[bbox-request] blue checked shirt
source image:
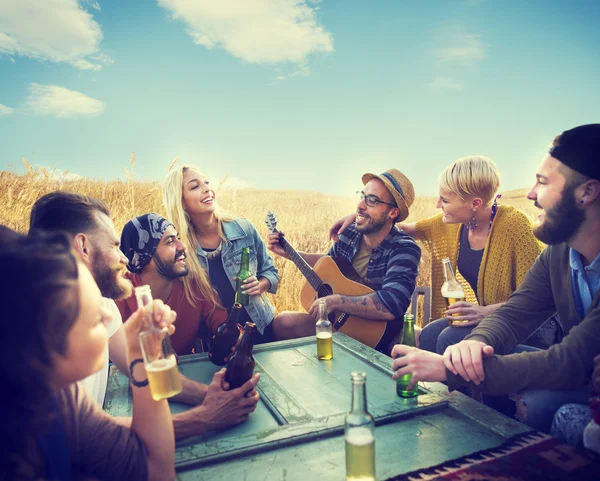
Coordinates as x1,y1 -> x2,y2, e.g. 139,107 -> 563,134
328,223 -> 421,318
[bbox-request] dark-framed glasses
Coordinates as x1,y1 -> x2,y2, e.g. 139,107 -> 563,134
356,191 -> 397,208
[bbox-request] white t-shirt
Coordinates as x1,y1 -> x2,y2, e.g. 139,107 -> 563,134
79,298 -> 123,407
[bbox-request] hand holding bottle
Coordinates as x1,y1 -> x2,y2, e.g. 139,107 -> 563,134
193,369 -> 261,431
391,345 -> 447,389
123,298 -> 177,355
238,276 -> 270,297
445,302 -> 492,325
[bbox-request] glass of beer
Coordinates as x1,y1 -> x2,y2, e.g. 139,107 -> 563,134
441,257 -> 467,326
135,285 -> 182,401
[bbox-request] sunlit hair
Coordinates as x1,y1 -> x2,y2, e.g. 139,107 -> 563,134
0,228 -> 80,479
438,155 -> 501,207
162,164 -> 234,309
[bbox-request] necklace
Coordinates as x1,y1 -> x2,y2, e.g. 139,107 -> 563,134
205,242 -> 222,261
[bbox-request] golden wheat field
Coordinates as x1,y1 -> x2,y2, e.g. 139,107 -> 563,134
0,159 -> 540,325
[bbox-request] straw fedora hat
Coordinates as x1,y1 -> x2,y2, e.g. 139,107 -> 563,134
361,169 -> 415,222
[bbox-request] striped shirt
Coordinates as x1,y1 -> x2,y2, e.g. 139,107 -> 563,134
328,223 -> 421,319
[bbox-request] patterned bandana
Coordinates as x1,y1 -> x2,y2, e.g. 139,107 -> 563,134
121,213 -> 174,273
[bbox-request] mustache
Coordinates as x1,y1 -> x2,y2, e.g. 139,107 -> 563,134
534,201 -> 542,210
174,249 -> 186,262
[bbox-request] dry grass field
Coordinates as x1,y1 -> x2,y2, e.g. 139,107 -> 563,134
0,160 -> 540,325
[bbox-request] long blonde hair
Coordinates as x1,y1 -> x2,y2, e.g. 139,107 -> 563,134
162,164 -> 233,309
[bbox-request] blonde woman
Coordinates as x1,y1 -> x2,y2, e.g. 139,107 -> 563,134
163,165 -> 279,343
331,156 -> 553,354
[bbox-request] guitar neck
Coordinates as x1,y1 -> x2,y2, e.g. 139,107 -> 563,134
278,235 -> 323,292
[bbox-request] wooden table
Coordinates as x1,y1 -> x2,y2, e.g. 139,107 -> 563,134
104,333 -> 531,480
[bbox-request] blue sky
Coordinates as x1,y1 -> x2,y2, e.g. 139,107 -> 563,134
1,0 -> 599,196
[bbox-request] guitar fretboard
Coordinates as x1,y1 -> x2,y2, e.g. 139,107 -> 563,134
278,235 -> 323,292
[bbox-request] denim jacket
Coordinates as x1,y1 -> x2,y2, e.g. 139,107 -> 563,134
196,218 -> 279,334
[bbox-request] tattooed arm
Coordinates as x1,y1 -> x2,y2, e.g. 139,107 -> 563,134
320,235 -> 422,322
317,293 -> 395,321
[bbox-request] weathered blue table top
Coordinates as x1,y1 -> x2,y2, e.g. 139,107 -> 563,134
104,333 -> 531,480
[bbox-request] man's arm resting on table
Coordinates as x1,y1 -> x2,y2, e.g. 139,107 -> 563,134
109,325 -> 208,405
110,404 -> 213,441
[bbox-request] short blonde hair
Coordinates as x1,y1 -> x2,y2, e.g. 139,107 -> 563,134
438,155 -> 500,207
162,164 -> 233,309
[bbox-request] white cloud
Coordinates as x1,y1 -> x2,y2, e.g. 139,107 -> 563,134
275,64 -> 310,81
23,83 -> 105,119
0,0 -> 111,70
429,76 -> 464,92
433,32 -> 486,66
157,0 -> 334,66
0,104 -> 15,116
82,0 -> 102,11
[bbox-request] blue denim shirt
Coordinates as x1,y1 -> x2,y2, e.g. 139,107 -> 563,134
196,218 -> 279,334
569,248 -> 600,319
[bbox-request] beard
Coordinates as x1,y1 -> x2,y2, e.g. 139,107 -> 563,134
355,209 -> 391,235
91,252 -> 132,300
154,250 -> 189,280
533,185 -> 585,245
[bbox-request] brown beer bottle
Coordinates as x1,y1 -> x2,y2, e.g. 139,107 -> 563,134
224,322 -> 256,389
208,303 -> 242,366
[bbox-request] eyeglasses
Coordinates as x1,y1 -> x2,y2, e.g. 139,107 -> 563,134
356,191 -> 397,208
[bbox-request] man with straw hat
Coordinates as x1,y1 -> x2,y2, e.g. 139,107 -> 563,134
268,169 -> 421,354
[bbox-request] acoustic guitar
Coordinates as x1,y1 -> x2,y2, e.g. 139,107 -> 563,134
265,212 -> 386,348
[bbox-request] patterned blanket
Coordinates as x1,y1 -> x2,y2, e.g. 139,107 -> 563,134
386,431 -> 600,481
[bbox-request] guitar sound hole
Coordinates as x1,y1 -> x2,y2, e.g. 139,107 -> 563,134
317,285 -> 334,298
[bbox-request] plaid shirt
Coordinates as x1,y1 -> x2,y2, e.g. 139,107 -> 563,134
328,223 -> 421,318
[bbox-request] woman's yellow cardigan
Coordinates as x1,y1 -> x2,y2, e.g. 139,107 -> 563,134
413,205 -> 544,321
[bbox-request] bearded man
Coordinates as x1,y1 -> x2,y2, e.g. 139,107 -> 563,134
116,213 -> 227,357
267,169 -> 421,355
391,124 -> 600,443
30,196 -> 260,439
30,192 -> 135,406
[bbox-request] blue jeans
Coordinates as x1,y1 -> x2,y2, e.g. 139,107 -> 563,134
420,323 -> 592,434
419,318 -> 475,354
419,316 -> 562,355
484,345 -> 592,433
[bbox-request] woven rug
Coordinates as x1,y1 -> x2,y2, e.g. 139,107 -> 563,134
386,431 -> 600,481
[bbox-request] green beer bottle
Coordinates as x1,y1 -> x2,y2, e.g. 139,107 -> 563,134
234,247 -> 251,306
396,312 -> 418,398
